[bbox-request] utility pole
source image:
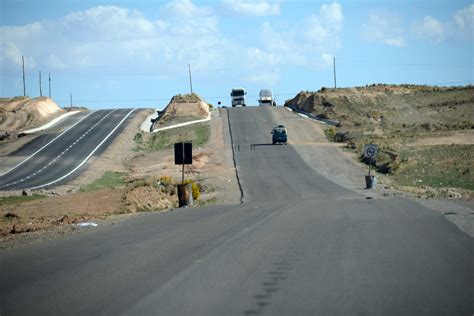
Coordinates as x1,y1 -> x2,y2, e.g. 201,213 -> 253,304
48,72 -> 51,98
188,64 -> 193,94
39,70 -> 42,97
22,56 -> 26,96
70,93 -> 72,108
333,57 -> 337,89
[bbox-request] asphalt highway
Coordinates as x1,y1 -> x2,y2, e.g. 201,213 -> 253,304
0,107 -> 472,315
0,109 -> 135,190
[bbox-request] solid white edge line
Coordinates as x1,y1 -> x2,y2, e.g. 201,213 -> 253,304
1,110 -> 115,189
21,111 -> 81,134
0,111 -> 95,177
29,109 -> 136,190
151,112 -> 211,133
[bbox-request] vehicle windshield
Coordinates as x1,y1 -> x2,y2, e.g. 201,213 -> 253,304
232,90 -> 245,96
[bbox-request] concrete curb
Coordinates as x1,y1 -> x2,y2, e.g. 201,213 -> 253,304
141,109 -> 217,133
21,111 -> 82,134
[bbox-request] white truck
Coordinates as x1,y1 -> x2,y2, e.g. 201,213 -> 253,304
258,89 -> 276,106
231,87 -> 247,107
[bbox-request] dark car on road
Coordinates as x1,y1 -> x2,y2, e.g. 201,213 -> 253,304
271,125 -> 288,144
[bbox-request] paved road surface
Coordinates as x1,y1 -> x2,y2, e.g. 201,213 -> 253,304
0,109 -> 135,190
0,107 -> 472,315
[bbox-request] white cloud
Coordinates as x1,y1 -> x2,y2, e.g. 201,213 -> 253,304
410,4 -> 473,44
384,37 -> 405,48
47,54 -> 67,70
0,1 -> 224,75
453,4 -> 474,31
255,2 -> 343,68
222,0 -> 280,16
240,2 -> 343,84
162,0 -> 212,18
361,11 -> 405,47
0,42 -> 37,69
244,47 -> 281,83
247,47 -> 280,65
319,2 -> 343,27
413,16 -> 445,44
246,71 -> 281,85
0,1 -> 346,87
61,6 -> 155,41
303,2 -> 343,50
452,4 -> 474,42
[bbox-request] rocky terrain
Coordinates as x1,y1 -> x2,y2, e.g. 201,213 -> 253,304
285,84 -> 474,198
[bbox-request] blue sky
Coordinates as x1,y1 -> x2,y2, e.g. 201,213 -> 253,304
1,0 -> 473,109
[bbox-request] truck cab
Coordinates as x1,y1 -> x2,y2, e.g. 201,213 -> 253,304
231,88 -> 247,107
259,89 -> 275,106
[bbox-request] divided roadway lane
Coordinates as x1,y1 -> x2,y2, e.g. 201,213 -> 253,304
0,107 -> 472,315
0,108 -> 135,190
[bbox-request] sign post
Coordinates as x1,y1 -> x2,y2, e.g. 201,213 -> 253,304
363,144 -> 378,189
174,142 -> 193,206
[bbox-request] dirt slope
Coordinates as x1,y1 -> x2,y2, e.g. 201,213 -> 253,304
0,96 -> 64,134
285,84 -> 474,195
285,85 -> 473,133
152,93 -> 210,129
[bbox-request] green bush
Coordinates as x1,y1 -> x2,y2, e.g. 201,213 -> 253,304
133,132 -> 143,143
325,127 -> 336,141
183,179 -> 200,200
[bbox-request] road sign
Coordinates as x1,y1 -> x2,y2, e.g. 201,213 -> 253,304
363,144 -> 378,159
174,142 -> 192,165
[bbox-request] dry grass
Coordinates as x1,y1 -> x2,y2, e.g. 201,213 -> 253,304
287,85 -> 474,193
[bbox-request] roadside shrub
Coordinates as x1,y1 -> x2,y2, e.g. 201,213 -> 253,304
133,132 -> 143,143
325,127 -> 336,141
159,175 -> 173,185
334,131 -> 351,142
360,151 -> 399,175
183,179 -> 200,200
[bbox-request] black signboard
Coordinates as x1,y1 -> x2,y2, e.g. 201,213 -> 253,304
174,142 -> 192,165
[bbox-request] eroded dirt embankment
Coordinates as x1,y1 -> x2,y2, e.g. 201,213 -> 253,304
0,97 -> 64,134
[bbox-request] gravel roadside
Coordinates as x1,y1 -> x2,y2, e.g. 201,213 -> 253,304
271,106 -> 473,237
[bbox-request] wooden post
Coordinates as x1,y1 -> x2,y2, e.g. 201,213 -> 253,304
22,56 -> 26,96
188,64 -> 193,94
48,72 -> 51,98
39,70 -> 42,97
182,142 -> 185,184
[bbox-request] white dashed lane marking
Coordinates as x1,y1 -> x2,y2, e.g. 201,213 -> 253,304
0,110 -> 117,189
